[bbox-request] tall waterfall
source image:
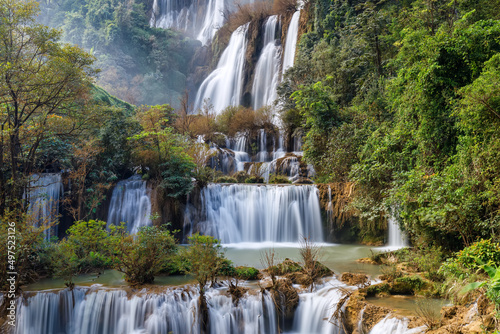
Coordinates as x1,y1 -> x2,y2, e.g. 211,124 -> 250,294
387,215 -> 408,248
188,183 -> 324,244
194,24 -> 249,113
252,15 -> 281,110
282,11 -> 300,74
15,287 -> 278,334
26,173 -> 64,241
107,175 -> 152,234
150,0 -> 224,45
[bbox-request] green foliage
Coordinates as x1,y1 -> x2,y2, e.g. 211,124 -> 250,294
244,175 -> 264,184
234,266 -> 260,280
214,176 -> 238,183
268,175 -> 291,184
110,225 -> 177,285
38,0 -> 199,106
441,239 -> 500,279
181,233 -> 227,290
392,275 -> 426,294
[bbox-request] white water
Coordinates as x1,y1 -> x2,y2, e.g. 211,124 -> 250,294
290,279 -> 348,334
194,24 -> 249,114
107,175 -> 152,234
15,286 -> 277,334
150,0 -> 223,45
282,11 -> 300,74
16,277 -> 357,334
369,315 -> 426,334
387,215 -> 408,248
26,173 -> 63,240
252,15 -> 282,110
188,183 -> 324,243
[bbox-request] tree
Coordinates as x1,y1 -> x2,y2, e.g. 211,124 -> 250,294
0,0 -> 97,213
110,225 -> 177,285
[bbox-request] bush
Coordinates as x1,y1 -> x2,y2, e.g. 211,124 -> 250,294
110,225 -> 177,285
392,275 -> 426,294
234,266 -> 261,280
181,233 -> 227,290
214,176 -> 238,183
233,171 -> 249,183
268,175 -> 291,184
244,175 -> 264,184
440,239 -> 500,279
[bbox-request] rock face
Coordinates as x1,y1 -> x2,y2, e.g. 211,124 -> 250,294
341,280 -> 499,334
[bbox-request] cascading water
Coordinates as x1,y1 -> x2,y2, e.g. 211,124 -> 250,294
282,11 -> 300,74
188,183 -> 324,244
26,173 -> 64,240
150,0 -> 196,34
107,175 -> 152,234
15,287 -> 278,334
387,215 -> 408,248
368,315 -> 427,334
194,24 -> 249,113
16,278 -> 357,334
252,15 -> 282,110
291,279 -> 349,334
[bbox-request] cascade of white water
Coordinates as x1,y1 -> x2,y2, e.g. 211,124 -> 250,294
26,173 -> 64,240
257,129 -> 269,161
252,15 -> 281,110
190,183 -> 323,244
196,0 -> 226,45
107,175 -> 152,234
15,287 -> 278,334
282,11 -> 300,74
150,0 -> 196,34
369,315 -> 427,334
387,215 -> 408,248
194,24 -> 249,114
291,278 -> 348,334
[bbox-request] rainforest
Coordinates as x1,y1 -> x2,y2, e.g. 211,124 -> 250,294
1,0 -> 500,332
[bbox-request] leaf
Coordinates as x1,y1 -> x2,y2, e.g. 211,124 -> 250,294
461,281 -> 486,294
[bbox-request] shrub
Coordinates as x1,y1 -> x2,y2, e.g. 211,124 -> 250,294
235,266 -> 261,280
233,171 -> 249,183
268,175 -> 291,184
214,176 -> 238,183
110,225 -> 177,285
244,175 -> 264,183
440,239 -> 500,279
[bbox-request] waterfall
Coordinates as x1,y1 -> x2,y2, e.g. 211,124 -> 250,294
387,215 -> 408,248
26,173 -> 64,241
369,315 -> 427,334
189,183 -> 324,244
252,15 -> 281,110
150,0 -> 197,34
291,279 -> 348,334
15,277 -> 358,334
15,287 -> 278,334
196,0 -> 226,45
194,24 -> 249,114
107,175 -> 152,234
282,11 -> 300,74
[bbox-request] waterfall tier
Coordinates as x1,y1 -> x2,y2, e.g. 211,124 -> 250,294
252,15 -> 282,110
15,278 -> 354,334
282,11 -> 300,74
27,173 -> 64,240
107,175 -> 152,234
15,287 -> 276,334
194,24 -> 249,113
387,216 -> 408,249
186,183 -> 324,244
369,315 -> 427,334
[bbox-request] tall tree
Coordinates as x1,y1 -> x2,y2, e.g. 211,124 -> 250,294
0,0 -> 97,213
